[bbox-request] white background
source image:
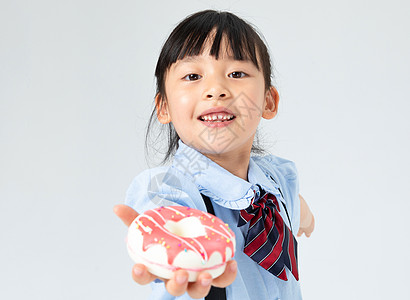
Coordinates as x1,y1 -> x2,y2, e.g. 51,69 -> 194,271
1,0 -> 409,299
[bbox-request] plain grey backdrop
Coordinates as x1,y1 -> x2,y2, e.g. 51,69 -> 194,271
1,0 -> 409,299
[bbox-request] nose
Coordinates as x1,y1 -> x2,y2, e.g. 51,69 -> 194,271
206,91 -> 227,99
203,78 -> 230,100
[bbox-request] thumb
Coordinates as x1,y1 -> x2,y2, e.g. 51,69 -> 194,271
113,204 -> 139,227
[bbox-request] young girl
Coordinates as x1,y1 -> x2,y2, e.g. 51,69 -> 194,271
114,9 -> 314,300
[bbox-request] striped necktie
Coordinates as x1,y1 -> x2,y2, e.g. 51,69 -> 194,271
238,185 -> 299,281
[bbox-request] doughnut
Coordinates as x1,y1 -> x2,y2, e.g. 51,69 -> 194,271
126,206 -> 236,282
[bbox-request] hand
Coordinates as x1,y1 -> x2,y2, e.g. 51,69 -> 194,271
297,195 -> 315,237
113,204 -> 237,299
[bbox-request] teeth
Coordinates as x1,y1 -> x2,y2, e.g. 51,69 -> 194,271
201,114 -> 234,121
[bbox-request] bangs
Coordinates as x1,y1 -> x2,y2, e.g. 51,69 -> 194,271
175,15 -> 260,67
156,10 -> 262,78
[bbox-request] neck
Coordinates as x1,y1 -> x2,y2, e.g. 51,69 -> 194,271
203,148 -> 251,181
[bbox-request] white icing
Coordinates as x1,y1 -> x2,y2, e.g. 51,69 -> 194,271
164,217 -> 207,238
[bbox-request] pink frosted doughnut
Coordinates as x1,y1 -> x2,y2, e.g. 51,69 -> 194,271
127,206 -> 236,282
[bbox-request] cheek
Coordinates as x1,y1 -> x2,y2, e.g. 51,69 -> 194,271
168,90 -> 197,117
164,78 -> 194,111
240,88 -> 266,121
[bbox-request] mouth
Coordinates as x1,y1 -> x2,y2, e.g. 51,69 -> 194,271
197,107 -> 237,124
198,113 -> 236,122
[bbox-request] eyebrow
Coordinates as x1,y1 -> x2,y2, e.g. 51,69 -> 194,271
175,55 -> 252,69
178,56 -> 202,64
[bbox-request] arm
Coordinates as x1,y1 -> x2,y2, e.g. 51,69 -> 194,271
297,194 -> 315,237
113,204 -> 237,299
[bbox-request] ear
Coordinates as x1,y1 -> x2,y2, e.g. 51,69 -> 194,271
262,86 -> 279,120
155,93 -> 171,124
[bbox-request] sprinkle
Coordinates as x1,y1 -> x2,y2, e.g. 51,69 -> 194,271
166,245 -> 170,249
178,243 -> 181,247
162,241 -> 165,246
184,248 -> 187,252
212,218 -> 215,223
187,207 -> 191,210
172,215 -> 174,218
154,238 -> 158,242
136,224 -> 139,229
211,232 -> 215,235
226,239 -> 230,243
225,223 -> 229,226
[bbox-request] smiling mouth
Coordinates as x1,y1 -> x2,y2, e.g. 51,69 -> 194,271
198,113 -> 236,122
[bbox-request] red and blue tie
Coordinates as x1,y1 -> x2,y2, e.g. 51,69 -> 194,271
238,185 -> 299,281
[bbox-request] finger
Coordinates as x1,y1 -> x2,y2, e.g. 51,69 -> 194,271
310,215 -> 315,232
212,260 -> 237,288
165,270 -> 189,297
305,215 -> 315,238
113,204 -> 139,227
186,272 -> 212,299
306,225 -> 314,237
297,229 -> 302,237
132,264 -> 158,285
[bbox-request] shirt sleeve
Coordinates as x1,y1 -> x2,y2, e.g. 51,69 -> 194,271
124,166 -> 206,213
125,166 -> 190,214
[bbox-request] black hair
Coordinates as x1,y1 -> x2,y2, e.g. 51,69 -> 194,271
145,10 -> 275,166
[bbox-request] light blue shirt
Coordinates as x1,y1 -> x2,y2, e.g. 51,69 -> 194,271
125,140 -> 302,300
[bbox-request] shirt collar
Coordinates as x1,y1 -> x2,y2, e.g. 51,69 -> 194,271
171,140 -> 282,210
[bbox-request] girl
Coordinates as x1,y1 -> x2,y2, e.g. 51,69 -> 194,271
115,9 -> 314,300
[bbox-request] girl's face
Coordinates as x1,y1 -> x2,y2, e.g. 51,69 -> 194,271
156,38 -> 279,159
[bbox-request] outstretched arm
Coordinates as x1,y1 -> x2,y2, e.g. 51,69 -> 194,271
113,204 -> 237,299
297,195 -> 315,237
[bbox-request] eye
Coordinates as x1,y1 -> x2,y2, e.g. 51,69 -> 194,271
183,73 -> 202,81
228,71 -> 247,79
